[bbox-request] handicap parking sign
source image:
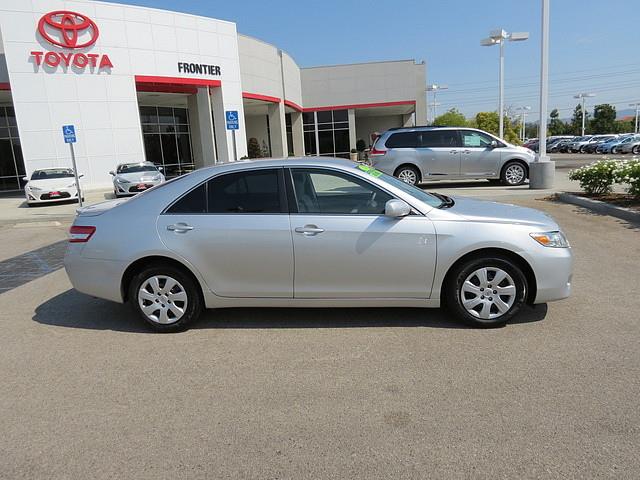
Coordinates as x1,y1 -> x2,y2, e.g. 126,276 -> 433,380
62,125 -> 76,143
225,111 -> 239,130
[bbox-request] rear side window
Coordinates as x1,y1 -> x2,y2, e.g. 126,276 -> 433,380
208,169 -> 282,213
420,130 -> 460,147
385,132 -> 420,148
166,183 -> 207,214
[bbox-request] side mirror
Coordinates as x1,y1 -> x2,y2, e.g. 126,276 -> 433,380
158,166 -> 164,171
22,176 -> 29,182
109,171 -> 114,176
385,199 -> 411,218
490,140 -> 499,148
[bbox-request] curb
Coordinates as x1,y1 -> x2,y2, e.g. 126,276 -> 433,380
557,192 -> 640,224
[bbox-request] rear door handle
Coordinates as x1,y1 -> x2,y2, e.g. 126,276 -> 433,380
295,225 -> 325,236
450,150 -> 458,154
167,222 -> 194,233
463,149 -> 471,154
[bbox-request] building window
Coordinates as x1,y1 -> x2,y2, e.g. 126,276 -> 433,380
285,113 -> 294,156
139,106 -> 194,178
302,110 -> 350,159
0,106 -> 25,192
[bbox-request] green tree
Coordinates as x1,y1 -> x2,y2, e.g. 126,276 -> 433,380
474,111 -> 520,144
614,119 -> 636,133
548,108 -> 567,136
247,137 -> 262,158
433,108 -> 467,127
589,104 -> 617,134
570,103 -> 589,135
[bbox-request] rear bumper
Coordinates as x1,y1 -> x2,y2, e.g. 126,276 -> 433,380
64,245 -> 126,303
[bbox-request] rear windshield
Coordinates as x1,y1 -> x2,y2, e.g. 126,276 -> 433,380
31,169 -> 74,180
117,164 -> 159,174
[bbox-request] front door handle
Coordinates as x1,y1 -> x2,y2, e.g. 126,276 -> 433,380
450,149 -> 458,154
295,225 -> 325,236
167,222 -> 194,233
463,149 -> 471,154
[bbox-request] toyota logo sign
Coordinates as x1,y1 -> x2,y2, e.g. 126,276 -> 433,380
38,11 -> 99,49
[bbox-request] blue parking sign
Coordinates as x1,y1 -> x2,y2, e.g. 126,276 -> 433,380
62,125 -> 76,143
225,111 -> 239,130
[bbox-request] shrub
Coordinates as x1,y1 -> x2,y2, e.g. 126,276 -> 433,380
616,159 -> 640,198
568,160 -> 621,195
247,138 -> 262,158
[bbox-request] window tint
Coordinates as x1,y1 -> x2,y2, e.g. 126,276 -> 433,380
420,130 -> 460,147
460,130 -> 494,148
291,168 -> 393,215
385,132 -> 420,148
208,169 -> 281,213
166,183 -> 207,214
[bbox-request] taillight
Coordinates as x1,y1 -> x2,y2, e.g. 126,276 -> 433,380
370,148 -> 387,156
69,225 -> 96,243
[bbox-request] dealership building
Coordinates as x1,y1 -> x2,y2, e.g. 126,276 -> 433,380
0,0 -> 426,191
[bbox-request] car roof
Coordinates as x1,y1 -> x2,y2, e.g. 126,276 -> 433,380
117,162 -> 156,167
33,167 -> 73,172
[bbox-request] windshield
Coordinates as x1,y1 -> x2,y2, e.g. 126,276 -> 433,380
31,169 -> 74,180
355,165 -> 443,208
117,164 -> 159,174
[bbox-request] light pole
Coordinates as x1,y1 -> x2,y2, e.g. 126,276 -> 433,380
529,0 -> 554,189
574,92 -> 595,136
629,102 -> 640,133
426,84 -> 448,123
481,29 -> 529,139
516,106 -> 531,141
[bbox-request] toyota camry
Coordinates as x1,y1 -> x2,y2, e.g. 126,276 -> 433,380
64,158 -> 573,332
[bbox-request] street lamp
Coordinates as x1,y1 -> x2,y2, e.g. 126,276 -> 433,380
574,92 -> 595,136
516,106 -> 531,141
481,29 -> 529,139
629,102 -> 640,133
426,84 -> 448,123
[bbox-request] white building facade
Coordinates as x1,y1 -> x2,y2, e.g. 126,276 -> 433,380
0,0 -> 426,191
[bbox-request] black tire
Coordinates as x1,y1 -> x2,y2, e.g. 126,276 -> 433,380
128,264 -> 203,332
445,256 -> 528,328
632,146 -> 640,155
394,165 -> 420,185
500,161 -> 527,186
611,147 -> 618,154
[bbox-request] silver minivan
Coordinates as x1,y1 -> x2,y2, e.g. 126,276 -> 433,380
370,127 -> 535,186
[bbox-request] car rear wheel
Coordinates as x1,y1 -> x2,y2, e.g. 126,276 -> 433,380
445,256 -> 528,328
394,165 -> 420,186
501,161 -> 527,186
129,264 -> 203,332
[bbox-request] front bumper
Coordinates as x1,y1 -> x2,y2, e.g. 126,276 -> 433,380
26,188 -> 78,203
528,246 -> 573,304
114,180 -> 162,195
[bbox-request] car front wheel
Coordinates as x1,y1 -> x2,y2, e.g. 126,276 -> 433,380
501,161 -> 527,186
129,264 -> 203,332
445,256 -> 528,328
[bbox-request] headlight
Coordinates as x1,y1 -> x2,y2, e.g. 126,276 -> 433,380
530,231 -> 570,248
116,177 -> 130,184
28,185 -> 41,191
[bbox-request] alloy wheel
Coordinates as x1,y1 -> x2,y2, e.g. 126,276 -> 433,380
460,267 -> 516,320
504,164 -> 525,185
397,169 -> 418,185
138,275 -> 188,325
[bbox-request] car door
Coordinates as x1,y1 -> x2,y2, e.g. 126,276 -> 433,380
157,168 -> 294,298
417,129 -> 461,178
287,167 -> 437,298
459,130 -> 502,177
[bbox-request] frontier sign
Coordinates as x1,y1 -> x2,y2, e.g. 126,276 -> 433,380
30,11 -> 113,71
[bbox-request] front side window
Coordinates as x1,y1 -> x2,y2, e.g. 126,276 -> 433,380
460,130 -> 494,148
290,168 -> 393,215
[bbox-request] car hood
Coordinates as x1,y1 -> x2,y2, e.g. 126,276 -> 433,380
27,178 -> 76,189
115,172 -> 161,182
445,196 -> 558,228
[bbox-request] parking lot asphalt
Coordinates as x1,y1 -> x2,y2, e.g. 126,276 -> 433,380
0,184 -> 639,478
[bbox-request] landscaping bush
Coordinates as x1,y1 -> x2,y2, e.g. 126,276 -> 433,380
616,159 -> 640,198
568,160 -> 621,195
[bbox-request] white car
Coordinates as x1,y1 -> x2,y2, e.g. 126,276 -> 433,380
110,162 -> 165,197
24,168 -> 82,206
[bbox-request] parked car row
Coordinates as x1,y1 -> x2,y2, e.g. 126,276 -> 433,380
24,162 -> 166,206
523,134 -> 640,154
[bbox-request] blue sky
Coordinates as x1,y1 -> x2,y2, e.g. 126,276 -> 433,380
108,0 -> 640,120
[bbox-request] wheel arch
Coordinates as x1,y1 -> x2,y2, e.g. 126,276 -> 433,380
501,158 -> 530,178
440,247 -> 537,305
121,255 -> 205,303
393,163 -> 422,182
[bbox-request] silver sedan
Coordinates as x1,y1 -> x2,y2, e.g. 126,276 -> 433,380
110,162 -> 165,197
64,158 -> 573,332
